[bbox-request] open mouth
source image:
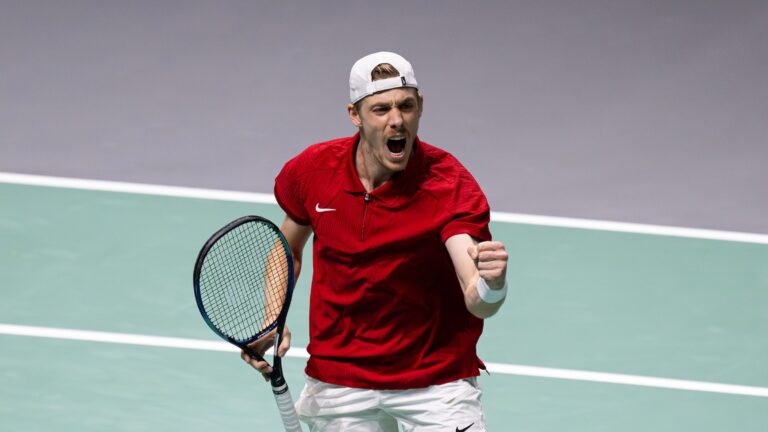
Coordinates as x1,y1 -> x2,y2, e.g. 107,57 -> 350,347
386,137 -> 407,155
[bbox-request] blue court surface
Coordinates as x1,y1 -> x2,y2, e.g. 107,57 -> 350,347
2,177 -> 766,431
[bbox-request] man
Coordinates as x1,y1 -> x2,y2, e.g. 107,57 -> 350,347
242,51 -> 509,432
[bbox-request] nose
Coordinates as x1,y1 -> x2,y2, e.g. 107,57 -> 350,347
388,108 -> 404,130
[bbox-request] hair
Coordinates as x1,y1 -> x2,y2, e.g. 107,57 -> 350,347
370,63 -> 400,81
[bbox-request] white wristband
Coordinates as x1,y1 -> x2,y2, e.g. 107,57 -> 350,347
476,277 -> 507,304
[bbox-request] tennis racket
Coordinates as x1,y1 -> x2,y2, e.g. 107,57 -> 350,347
193,215 -> 303,432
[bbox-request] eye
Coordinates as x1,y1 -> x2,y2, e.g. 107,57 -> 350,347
398,101 -> 416,112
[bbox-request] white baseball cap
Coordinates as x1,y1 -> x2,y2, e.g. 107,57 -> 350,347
349,51 -> 419,104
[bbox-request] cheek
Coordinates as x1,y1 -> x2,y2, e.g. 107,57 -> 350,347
360,128 -> 385,152
406,115 -> 420,131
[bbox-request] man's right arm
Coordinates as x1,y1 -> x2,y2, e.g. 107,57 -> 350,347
280,215 -> 312,283
241,214 -> 312,377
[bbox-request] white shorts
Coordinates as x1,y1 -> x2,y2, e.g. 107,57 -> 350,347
295,376 -> 486,432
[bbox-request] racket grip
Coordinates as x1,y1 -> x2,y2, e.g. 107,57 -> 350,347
273,383 -> 303,432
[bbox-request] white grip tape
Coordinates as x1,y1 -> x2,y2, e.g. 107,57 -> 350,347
477,277 -> 508,304
273,384 -> 303,432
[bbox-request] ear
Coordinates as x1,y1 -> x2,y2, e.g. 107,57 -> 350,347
418,93 -> 424,117
348,103 -> 363,128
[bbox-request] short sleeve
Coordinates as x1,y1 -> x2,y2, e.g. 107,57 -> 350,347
440,169 -> 492,243
274,155 -> 311,226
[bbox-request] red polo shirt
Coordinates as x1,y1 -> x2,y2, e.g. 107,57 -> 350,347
274,133 -> 491,390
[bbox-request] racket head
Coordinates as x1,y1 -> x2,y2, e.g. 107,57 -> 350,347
193,215 -> 295,350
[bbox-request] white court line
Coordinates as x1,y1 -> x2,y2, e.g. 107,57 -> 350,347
0,171 -> 276,204
2,171 -> 768,245
2,323 -> 767,398
483,362 -> 768,398
0,323 -> 307,357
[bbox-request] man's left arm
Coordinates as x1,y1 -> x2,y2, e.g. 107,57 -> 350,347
445,234 -> 508,319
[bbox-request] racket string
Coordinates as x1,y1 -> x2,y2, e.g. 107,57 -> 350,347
206,226 -> 276,337
198,221 -> 290,341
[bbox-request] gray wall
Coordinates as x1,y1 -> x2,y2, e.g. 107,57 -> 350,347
2,0 -> 766,233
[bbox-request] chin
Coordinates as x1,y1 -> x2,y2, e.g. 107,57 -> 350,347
384,159 -> 409,173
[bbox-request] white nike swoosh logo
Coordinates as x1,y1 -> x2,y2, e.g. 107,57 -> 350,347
315,203 -> 336,213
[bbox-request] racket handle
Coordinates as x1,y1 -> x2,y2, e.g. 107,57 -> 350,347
273,382 -> 303,432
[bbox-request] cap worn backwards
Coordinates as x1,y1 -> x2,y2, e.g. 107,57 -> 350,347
349,51 -> 419,104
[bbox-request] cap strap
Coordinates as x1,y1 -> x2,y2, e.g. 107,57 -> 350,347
365,76 -> 410,95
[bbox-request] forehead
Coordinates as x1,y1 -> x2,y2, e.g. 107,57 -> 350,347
360,87 -> 419,107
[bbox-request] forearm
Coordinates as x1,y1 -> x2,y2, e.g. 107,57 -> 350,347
445,233 -> 509,320
280,215 -> 312,288
292,254 -> 302,285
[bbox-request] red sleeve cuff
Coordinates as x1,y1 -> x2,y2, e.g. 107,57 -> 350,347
441,221 -> 492,243
274,181 -> 311,226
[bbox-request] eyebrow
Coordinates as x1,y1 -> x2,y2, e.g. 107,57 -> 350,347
369,96 -> 417,109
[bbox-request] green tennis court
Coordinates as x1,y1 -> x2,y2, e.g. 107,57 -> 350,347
2,180 -> 767,431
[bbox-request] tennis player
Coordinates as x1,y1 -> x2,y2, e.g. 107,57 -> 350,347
242,51 -> 508,432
